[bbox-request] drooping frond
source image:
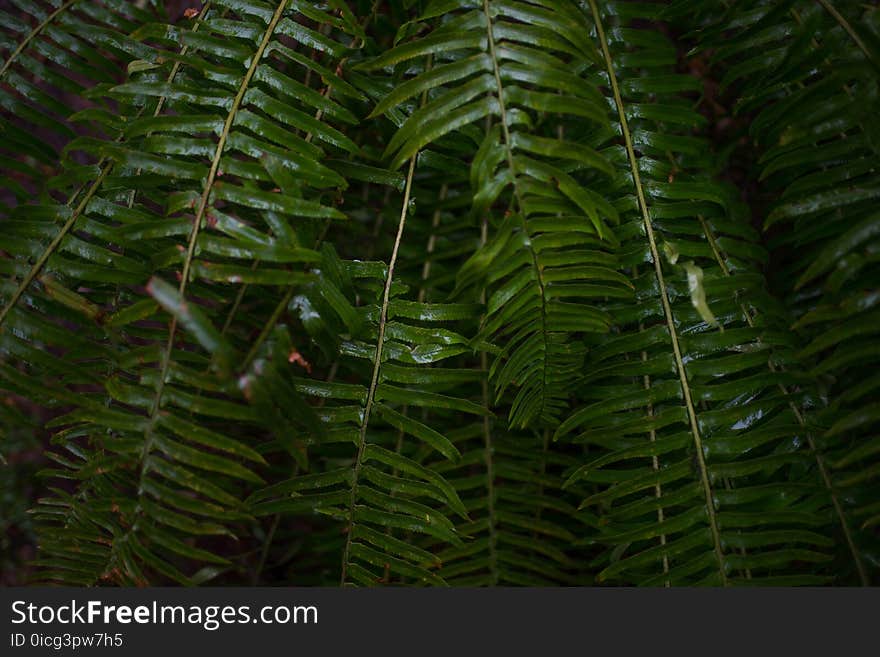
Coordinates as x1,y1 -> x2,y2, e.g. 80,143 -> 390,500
678,0 -> 879,584
361,0 -> 630,430
554,1 -> 835,586
18,0 -> 375,585
248,228 -> 487,586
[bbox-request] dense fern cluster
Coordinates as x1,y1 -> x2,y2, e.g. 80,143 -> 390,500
0,0 -> 877,586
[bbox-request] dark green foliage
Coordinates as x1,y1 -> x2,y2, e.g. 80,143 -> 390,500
0,0 -> 877,586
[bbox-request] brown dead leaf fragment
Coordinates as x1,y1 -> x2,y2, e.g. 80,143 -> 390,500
184,7 -> 200,19
288,350 -> 312,374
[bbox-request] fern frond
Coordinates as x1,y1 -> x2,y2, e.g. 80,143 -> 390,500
21,0 -> 376,585
686,0 -> 879,584
249,247 -> 487,586
363,0 -> 630,430
554,1 -> 834,586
